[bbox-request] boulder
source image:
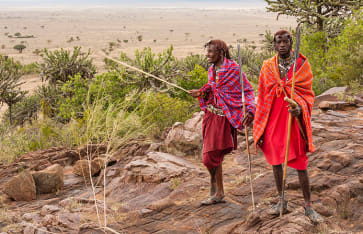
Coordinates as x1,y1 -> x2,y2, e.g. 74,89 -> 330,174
32,164 -> 64,194
318,101 -> 356,110
3,171 -> 36,201
314,87 -> 347,106
164,121 -> 202,157
72,159 -> 101,177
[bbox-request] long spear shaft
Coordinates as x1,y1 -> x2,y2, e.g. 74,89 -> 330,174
280,26 -> 301,217
101,53 -> 188,93
237,44 -> 255,210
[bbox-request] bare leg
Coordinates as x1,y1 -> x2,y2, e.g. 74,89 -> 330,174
272,164 -> 283,196
297,169 -> 311,205
268,164 -> 287,215
214,164 -> 224,198
208,167 -> 217,196
298,169 -> 323,223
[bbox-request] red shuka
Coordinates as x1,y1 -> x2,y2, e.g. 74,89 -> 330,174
258,55 -> 310,170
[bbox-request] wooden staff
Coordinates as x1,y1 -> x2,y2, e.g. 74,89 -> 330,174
237,44 -> 255,210
280,26 -> 301,217
101,53 -> 188,93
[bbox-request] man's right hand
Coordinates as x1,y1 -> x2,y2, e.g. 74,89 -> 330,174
188,89 -> 201,98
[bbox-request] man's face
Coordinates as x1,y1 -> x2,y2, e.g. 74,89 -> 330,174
206,44 -> 221,64
274,33 -> 292,56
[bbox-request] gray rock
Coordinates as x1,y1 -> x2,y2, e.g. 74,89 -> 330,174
32,164 -> 64,194
40,205 -> 61,216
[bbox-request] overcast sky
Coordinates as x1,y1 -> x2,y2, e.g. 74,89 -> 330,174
0,0 -> 267,8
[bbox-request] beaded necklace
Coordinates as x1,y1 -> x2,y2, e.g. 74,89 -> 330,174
278,52 -> 294,81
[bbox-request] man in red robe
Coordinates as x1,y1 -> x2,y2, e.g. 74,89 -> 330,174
189,40 -> 255,205
253,30 -> 322,223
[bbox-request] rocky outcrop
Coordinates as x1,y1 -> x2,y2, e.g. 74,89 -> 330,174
0,99 -> 362,233
3,171 -> 36,201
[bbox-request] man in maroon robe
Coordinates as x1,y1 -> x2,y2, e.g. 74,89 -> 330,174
189,40 -> 255,205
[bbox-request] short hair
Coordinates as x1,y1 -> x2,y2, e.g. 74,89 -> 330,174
204,39 -> 231,59
273,30 -> 293,45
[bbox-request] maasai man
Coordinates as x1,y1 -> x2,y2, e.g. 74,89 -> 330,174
188,40 -> 255,205
253,30 -> 322,222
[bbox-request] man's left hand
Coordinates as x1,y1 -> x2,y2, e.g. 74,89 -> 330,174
288,104 -> 302,117
242,112 -> 254,127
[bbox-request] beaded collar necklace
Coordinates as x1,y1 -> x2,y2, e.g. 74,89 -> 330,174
278,51 -> 294,81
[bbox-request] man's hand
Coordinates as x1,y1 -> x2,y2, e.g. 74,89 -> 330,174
188,89 -> 201,98
242,112 -> 254,127
257,135 -> 264,146
288,104 -> 302,117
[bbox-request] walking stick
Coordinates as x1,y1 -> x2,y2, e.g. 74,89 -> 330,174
280,26 -> 301,217
237,44 -> 255,210
100,53 -> 188,93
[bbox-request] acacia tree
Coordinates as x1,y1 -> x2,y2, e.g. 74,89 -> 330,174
13,44 -> 26,53
265,0 -> 363,33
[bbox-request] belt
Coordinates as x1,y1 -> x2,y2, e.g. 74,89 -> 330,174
207,104 -> 225,116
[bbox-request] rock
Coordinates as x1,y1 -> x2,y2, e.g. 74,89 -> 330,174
184,111 -> 204,134
164,121 -> 202,157
57,212 -> 80,230
41,214 -> 57,226
73,160 -> 101,177
319,101 -> 356,110
40,205 -> 61,216
23,225 -> 36,234
314,87 -> 347,106
123,152 -> 201,183
22,213 -> 39,222
92,158 -> 106,169
32,164 -> 64,194
313,203 -> 333,217
147,197 -> 175,211
35,227 -> 48,234
3,171 -> 36,201
246,211 -> 261,227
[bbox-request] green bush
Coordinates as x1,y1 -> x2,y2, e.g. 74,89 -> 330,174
301,8 -> 363,95
39,47 -> 96,85
139,91 -> 194,133
176,64 -> 208,100
22,62 -> 40,74
2,94 -> 41,126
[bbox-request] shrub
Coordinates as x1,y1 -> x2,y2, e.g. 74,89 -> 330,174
176,64 -> 208,101
39,47 -> 96,85
139,91 -> 194,133
2,94 -> 41,126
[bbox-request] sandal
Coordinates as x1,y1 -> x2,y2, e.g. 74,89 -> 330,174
305,206 -> 323,224
201,195 -> 226,206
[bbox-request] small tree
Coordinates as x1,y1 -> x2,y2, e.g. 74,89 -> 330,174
2,88 -> 27,124
13,44 -> 26,53
265,0 -> 363,34
39,47 -> 96,86
0,55 -> 26,123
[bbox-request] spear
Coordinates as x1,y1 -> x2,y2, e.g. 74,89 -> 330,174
100,53 -> 188,93
280,25 -> 301,217
237,44 -> 255,210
